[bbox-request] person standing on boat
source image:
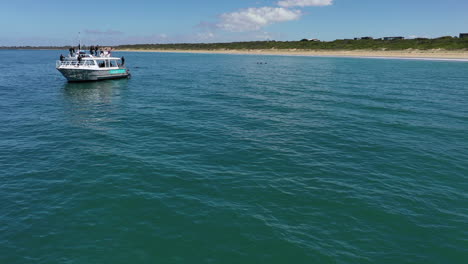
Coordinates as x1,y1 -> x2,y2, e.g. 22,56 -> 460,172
77,55 -> 82,66
60,54 -> 65,61
121,56 -> 125,66
89,46 -> 94,55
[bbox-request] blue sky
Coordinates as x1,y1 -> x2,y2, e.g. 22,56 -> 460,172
1,0 -> 467,46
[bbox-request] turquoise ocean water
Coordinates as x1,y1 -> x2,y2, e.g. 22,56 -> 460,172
0,50 -> 467,263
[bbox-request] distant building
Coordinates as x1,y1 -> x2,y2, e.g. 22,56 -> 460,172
383,36 -> 405,41
300,38 -> 320,42
460,33 -> 468,39
361,37 -> 373,40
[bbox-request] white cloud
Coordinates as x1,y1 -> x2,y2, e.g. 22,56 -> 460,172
196,32 -> 215,41
277,0 -> 333,7
217,7 -> 302,32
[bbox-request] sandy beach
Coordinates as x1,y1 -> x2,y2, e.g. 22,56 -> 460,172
117,49 -> 468,61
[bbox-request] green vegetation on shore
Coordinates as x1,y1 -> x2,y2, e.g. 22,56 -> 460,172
2,36 -> 467,51
117,37 -> 468,51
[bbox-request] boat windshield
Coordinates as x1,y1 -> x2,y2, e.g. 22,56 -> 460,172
84,60 -> 95,66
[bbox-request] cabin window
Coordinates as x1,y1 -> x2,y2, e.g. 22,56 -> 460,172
109,60 -> 117,67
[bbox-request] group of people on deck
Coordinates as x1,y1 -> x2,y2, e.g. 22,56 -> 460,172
65,45 -> 113,58
89,45 -> 113,57
60,45 -> 125,67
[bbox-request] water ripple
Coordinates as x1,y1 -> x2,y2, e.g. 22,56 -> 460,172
1,51 -> 467,263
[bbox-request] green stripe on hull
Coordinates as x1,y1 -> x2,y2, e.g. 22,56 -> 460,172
109,69 -> 127,74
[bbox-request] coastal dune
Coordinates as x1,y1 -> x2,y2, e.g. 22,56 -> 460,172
117,49 -> 468,60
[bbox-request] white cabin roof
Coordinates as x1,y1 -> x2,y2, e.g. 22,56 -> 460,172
86,56 -> 121,60
66,56 -> 121,61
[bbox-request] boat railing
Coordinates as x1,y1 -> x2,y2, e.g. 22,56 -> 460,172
56,60 -> 97,68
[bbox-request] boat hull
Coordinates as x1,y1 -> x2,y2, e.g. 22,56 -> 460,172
57,68 -> 130,82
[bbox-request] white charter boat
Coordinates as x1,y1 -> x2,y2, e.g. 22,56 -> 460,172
56,48 -> 130,82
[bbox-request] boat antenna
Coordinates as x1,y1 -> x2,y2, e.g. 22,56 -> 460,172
78,31 -> 81,51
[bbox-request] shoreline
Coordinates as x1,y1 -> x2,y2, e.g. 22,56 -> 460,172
117,49 -> 468,61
